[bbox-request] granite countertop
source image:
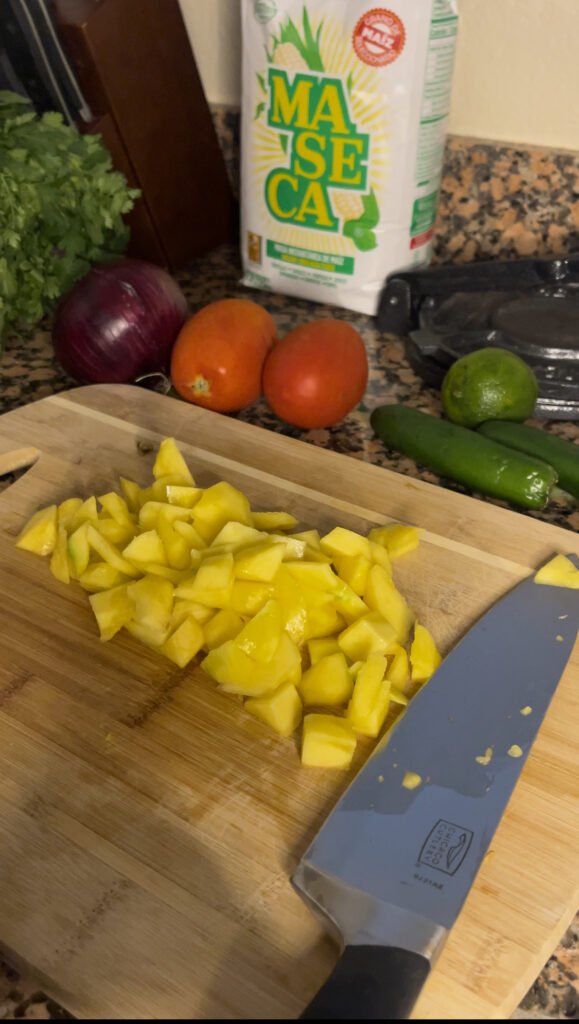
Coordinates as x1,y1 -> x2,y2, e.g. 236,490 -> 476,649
1,240 -> 579,1020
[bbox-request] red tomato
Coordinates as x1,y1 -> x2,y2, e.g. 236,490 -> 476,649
263,319 -> 368,429
170,298 -> 277,412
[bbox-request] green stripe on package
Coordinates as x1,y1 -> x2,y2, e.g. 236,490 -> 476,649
241,1 -> 458,315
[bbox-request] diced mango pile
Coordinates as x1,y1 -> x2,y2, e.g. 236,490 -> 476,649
15,438 -> 441,768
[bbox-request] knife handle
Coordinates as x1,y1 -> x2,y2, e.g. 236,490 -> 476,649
300,944 -> 430,1020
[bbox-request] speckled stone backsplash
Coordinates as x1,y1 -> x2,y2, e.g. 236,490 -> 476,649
210,103 -> 579,265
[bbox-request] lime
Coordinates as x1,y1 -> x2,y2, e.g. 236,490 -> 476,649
441,347 -> 539,428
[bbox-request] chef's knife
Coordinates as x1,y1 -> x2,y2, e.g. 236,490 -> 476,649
292,556 -> 579,1019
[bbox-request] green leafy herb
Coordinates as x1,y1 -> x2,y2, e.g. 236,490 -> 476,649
0,92 -> 140,344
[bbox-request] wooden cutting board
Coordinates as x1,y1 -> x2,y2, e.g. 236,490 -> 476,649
1,384 -> 578,1021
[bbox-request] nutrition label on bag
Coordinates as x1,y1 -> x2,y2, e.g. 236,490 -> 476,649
411,1 -> 458,249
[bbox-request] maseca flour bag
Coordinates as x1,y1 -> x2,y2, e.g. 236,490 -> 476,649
241,1 -> 458,314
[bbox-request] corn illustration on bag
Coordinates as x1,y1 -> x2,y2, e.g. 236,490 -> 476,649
241,1 -> 458,314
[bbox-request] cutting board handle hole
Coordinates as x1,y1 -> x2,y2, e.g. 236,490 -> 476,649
0,447 -> 41,491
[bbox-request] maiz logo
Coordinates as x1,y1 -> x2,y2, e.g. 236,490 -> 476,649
265,68 -> 369,233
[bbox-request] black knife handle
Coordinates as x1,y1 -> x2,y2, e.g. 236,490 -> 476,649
300,944 -> 430,1020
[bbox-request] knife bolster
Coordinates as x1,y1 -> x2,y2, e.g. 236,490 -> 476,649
292,863 -> 448,963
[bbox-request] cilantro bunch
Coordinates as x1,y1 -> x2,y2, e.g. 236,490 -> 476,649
0,91 -> 140,345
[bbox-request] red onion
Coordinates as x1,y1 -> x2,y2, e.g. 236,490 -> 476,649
52,259 -> 189,384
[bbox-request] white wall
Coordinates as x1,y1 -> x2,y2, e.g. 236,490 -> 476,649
179,0 -> 579,151
448,0 -> 579,150
178,0 -> 242,107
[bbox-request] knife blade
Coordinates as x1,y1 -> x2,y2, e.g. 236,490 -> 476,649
292,556 -> 579,1019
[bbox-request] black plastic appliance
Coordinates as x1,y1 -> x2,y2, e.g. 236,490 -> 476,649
378,254 -> 579,419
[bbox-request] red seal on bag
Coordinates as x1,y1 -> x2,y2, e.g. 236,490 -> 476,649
352,8 -> 406,66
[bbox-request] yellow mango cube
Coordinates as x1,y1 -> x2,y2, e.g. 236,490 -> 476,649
156,512 -> 191,571
410,623 -> 442,684
165,485 -> 202,508
285,561 -> 337,591
89,583 -> 135,642
129,563 -> 189,584
347,654 -> 390,737
67,521 -> 90,576
16,504 -> 58,555
192,481 -> 252,543
139,473 -> 192,505
301,713 -> 357,769
320,526 -> 371,561
386,642 -> 410,689
303,603 -> 346,641
173,519 -> 207,551
69,495 -> 99,530
333,552 -> 371,596
368,524 -> 420,559
292,583 -> 333,612
234,540 -> 285,582
307,637 -> 341,665
270,568 -> 308,644
92,518 -> 135,547
389,685 -> 409,706
127,575 -> 174,644
268,534 -> 307,560
78,562 -> 129,592
302,545 -> 333,564
299,652 -> 353,707
122,529 -> 166,567
182,552 -> 234,605
363,564 -> 414,643
162,615 -> 204,667
98,492 -> 133,527
153,437 -> 195,485
57,497 -> 83,530
368,541 -> 392,575
227,580 -> 274,616
285,563 -> 364,622
332,578 -> 369,623
245,682 -> 303,737
88,525 -> 139,576
252,511 -> 298,531
338,611 -> 397,662
119,477 -> 141,513
211,522 -> 265,549
170,598 -> 215,629
291,529 -> 322,549
234,599 -> 282,662
203,608 -> 245,650
125,618 -> 164,650
139,501 -> 192,530
49,524 -> 71,584
202,631 -> 301,696
534,554 -> 579,588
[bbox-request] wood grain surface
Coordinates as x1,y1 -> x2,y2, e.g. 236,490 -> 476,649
0,384 -> 578,1020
